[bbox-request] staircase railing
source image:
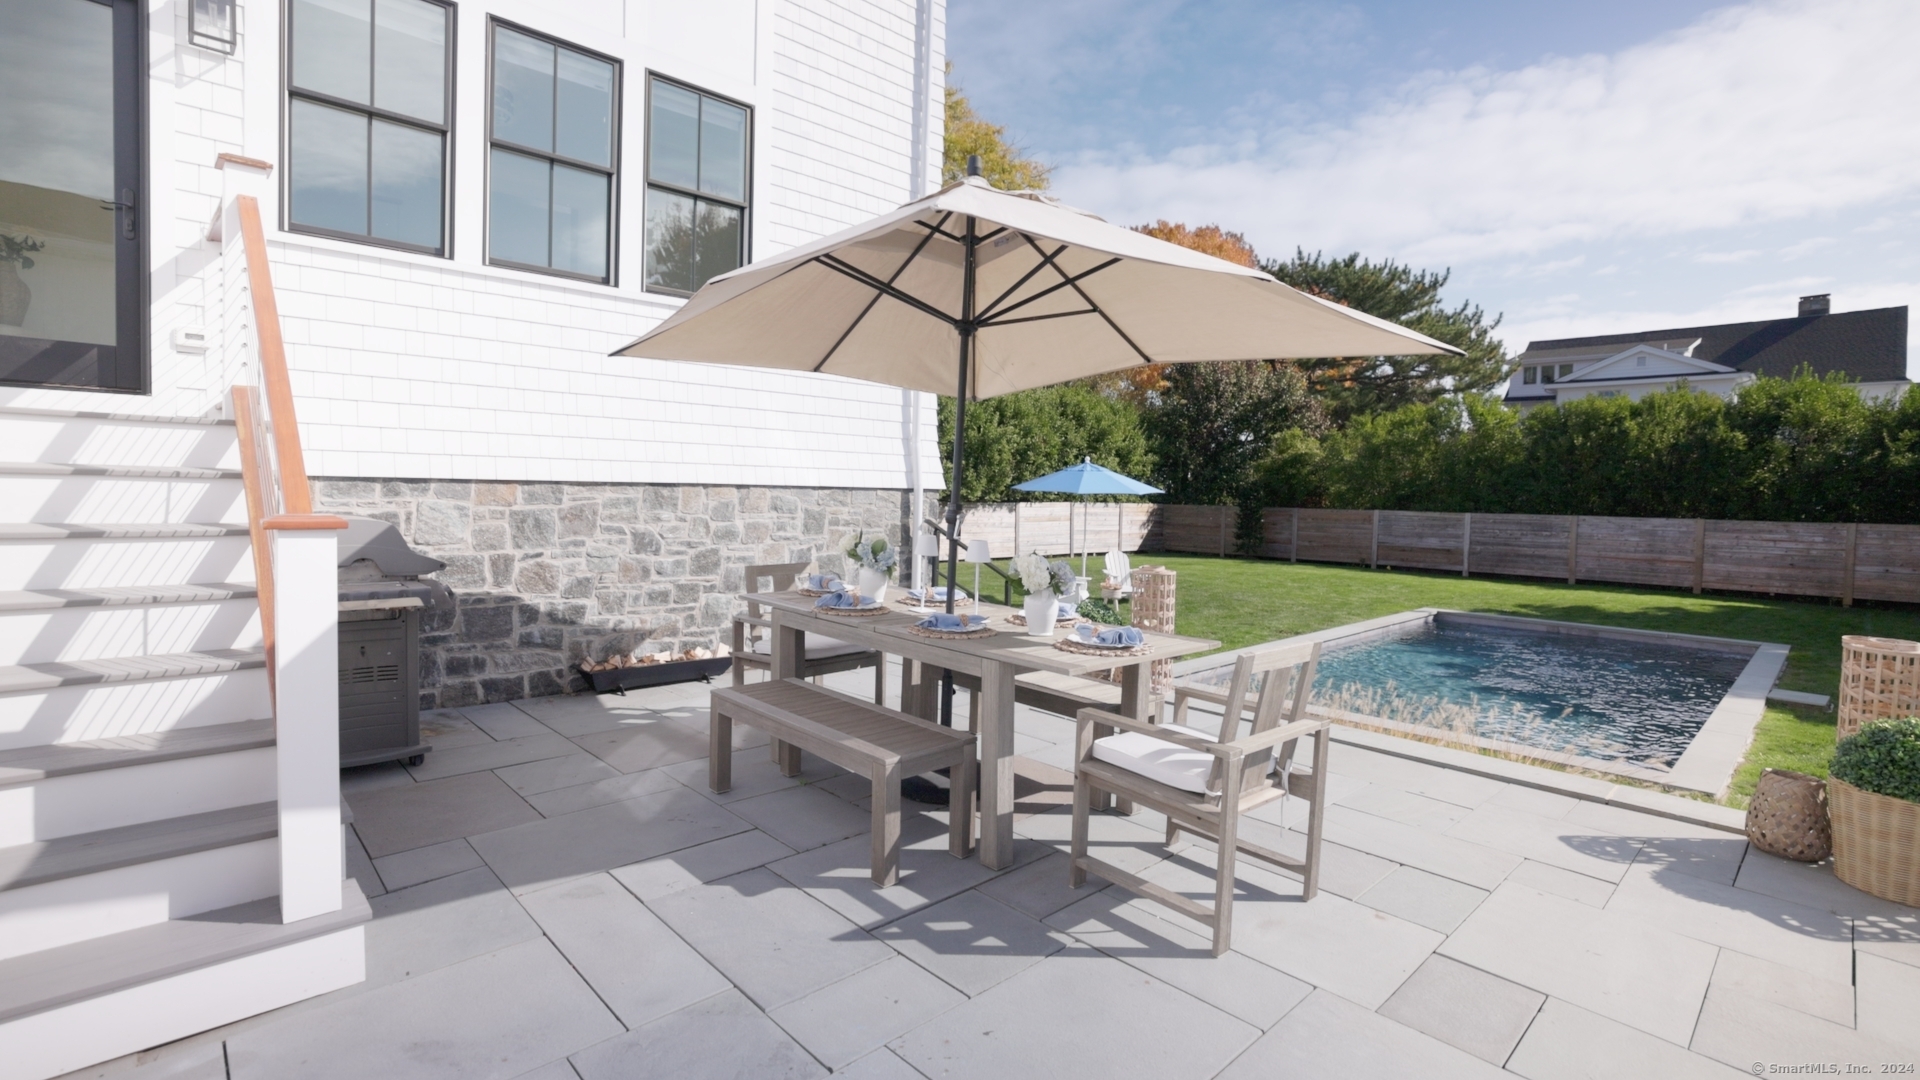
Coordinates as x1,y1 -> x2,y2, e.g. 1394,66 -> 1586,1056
215,156 -> 347,923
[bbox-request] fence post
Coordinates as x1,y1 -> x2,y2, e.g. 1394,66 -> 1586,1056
1369,510 -> 1380,569
1289,509 -> 1299,563
1461,513 -> 1472,578
1843,522 -> 1858,607
1218,506 -> 1229,556
1691,519 -> 1707,595
1013,502 -> 1022,556
1566,515 -> 1579,585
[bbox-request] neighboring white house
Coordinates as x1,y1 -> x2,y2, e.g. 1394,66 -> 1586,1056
0,1 -> 944,1074
1504,296 -> 1912,411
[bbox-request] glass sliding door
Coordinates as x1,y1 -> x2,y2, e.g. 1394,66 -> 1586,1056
0,0 -> 144,392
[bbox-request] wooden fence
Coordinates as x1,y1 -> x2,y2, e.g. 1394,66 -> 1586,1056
954,502 -> 1159,558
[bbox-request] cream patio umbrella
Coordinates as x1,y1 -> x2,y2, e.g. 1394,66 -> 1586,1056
617,166 -> 1459,615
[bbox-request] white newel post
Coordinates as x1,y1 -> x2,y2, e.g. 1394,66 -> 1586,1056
270,521 -> 345,923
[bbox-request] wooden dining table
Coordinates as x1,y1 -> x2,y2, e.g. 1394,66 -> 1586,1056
746,590 -> 1219,870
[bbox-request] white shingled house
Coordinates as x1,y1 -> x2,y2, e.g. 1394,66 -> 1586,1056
0,0 -> 944,1073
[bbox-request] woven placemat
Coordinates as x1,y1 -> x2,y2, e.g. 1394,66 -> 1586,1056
1006,611 -> 1078,628
906,624 -> 996,640
896,595 -> 974,610
815,603 -> 890,618
796,586 -> 840,598
1052,636 -> 1153,658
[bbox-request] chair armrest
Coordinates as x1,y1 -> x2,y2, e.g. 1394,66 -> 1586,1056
1073,707 -> 1234,757
1225,716 -> 1330,755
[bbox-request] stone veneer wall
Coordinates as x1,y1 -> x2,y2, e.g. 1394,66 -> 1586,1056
313,479 -> 926,709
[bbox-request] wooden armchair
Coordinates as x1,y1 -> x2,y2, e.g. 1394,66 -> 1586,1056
731,561 -> 886,704
1068,640 -> 1327,955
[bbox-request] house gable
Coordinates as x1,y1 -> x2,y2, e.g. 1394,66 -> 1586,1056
1563,345 -> 1734,384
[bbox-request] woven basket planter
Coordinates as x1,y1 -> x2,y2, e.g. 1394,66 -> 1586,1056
1745,770 -> 1832,862
1829,776 -> 1920,906
1838,636 -> 1920,740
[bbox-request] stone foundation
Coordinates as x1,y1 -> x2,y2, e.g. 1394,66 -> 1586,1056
313,479 -> 927,708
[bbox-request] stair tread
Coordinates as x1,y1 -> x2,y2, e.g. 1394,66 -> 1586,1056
0,462 -> 242,480
0,405 -> 234,427
0,648 -> 266,694
0,801 -> 278,892
0,879 -> 368,1024
0,523 -> 251,540
0,718 -> 275,787
0,583 -> 258,613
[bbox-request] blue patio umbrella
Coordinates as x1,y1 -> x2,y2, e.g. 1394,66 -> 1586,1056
1013,458 -> 1163,577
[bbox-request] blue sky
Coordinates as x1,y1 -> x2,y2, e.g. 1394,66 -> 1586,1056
948,0 -> 1920,372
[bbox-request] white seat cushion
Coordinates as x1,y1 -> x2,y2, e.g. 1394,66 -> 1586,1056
1090,723 -> 1223,794
748,632 -> 869,660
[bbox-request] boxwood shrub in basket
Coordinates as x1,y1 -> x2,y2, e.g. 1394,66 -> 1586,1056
1831,716 -> 1920,804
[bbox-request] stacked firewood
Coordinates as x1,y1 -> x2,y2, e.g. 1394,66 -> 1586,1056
580,645 -> 721,673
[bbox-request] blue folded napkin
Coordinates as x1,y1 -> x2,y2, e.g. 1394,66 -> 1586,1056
1075,624 -> 1144,647
917,613 -> 985,630
815,590 -> 869,609
806,573 -> 842,590
907,586 -> 967,602
1056,602 -> 1076,619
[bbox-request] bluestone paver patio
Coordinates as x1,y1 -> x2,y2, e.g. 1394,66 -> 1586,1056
65,661 -> 1920,1079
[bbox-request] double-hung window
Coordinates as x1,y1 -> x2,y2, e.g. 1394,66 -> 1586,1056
644,77 -> 749,294
287,0 -> 452,254
487,23 -> 618,282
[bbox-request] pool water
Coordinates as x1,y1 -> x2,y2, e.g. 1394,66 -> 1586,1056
1212,621 -> 1751,769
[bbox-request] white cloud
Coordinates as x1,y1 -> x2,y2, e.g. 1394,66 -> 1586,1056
1053,0 -> 1920,266
1693,250 -> 1764,265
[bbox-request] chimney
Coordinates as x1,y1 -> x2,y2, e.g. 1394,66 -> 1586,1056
1798,294 -> 1831,318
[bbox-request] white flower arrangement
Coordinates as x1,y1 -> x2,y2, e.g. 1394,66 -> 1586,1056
1013,553 -> 1075,595
845,533 -> 898,578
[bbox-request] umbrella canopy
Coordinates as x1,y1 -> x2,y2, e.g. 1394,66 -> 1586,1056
1012,457 -> 1162,497
616,176 -> 1458,399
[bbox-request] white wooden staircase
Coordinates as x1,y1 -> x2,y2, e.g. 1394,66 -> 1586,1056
0,172 -> 367,1080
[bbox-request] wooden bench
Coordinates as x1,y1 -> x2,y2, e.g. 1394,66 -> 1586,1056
709,679 -> 976,886
946,668 -> 1125,720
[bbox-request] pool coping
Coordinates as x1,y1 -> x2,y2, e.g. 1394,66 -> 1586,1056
1172,608 -> 1790,802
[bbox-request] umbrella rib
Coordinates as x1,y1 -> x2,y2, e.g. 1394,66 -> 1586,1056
984,307 -> 1100,327
975,240 -> 1070,322
1019,234 -> 1153,364
975,256 -> 1121,326
810,213 -> 952,372
814,254 -> 959,328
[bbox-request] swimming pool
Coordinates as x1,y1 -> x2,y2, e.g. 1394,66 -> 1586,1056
1180,610 -> 1775,778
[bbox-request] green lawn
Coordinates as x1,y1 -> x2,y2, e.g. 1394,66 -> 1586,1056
974,553 -> 1920,807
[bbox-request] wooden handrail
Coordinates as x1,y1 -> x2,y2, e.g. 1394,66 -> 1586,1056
236,194 -> 312,514
231,386 -> 276,688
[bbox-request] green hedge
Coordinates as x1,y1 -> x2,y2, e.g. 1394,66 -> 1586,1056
1249,373 -> 1920,523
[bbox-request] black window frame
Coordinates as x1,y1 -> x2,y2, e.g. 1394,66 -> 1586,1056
281,0 -> 457,258
642,73 -> 752,297
484,18 -> 621,285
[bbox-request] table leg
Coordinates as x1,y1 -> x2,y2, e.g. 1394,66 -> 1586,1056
768,618 -> 805,767
976,658 -> 1017,870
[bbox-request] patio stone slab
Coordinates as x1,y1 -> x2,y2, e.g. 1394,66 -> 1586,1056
1858,952 -> 1920,1051
493,753 -> 621,797
1378,955 -> 1544,1064
647,867 -> 895,1010
1605,860 -> 1852,983
1440,882 -> 1718,1045
1445,804 -> 1643,883
1045,888 -> 1311,1028
513,694 -> 660,738
661,752 -> 846,805
1338,785 -> 1474,831
1508,998 -> 1745,1080
341,760 -> 415,794
1355,865 -> 1489,933
1487,783 -> 1580,819
570,717 -> 711,773
523,765 -> 683,818
1319,805 -> 1519,890
1709,947 -> 1855,1026
469,785 -> 750,894
975,849 -> 1108,920
458,702 -> 555,741
519,872 -> 732,1029
363,867 -> 544,989
1855,914 -> 1920,971
728,784 -> 874,852
1505,858 -> 1616,908
610,829 -> 797,901
1014,807 -> 1172,877
345,824 -> 384,899
420,709 -> 494,749
53,1032 -> 228,1079
889,952 -> 1258,1080
347,770 -> 541,858
226,938 -> 620,1080
372,837 -> 484,893
1733,848 -> 1920,923
871,890 -> 1069,996
834,1049 -> 925,1080
403,733 -> 581,782
1216,989 -> 1507,1080
1691,987 -> 1919,1072
767,955 -> 966,1068
569,989 -> 825,1080
508,1063 -> 581,1080
769,814 -> 1040,929
1326,745 -> 1507,809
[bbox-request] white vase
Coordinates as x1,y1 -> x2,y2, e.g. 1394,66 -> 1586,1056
1023,589 -> 1057,637
855,566 -> 890,603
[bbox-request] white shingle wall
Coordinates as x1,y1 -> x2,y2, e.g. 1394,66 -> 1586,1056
1,0 -> 945,492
